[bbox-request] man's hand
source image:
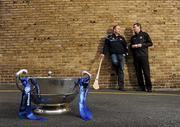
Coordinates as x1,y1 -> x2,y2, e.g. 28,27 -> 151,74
132,44 -> 138,48
137,44 -> 142,48
100,54 -> 105,59
132,44 -> 142,48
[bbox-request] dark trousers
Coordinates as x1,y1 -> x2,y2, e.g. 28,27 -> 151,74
111,54 -> 125,89
133,56 -> 152,91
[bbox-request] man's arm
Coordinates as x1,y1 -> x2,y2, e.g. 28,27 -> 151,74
102,38 -> 109,55
122,37 -> 128,56
141,33 -> 153,48
130,36 -> 137,49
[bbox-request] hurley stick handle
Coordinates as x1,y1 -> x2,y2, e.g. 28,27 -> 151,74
93,57 -> 103,90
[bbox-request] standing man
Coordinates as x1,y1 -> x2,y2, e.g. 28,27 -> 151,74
130,23 -> 153,92
101,25 -> 128,91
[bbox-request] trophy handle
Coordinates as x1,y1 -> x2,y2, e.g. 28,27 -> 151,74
82,71 -> 91,78
15,69 -> 28,92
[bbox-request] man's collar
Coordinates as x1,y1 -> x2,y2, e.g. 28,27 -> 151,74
135,30 -> 142,35
112,33 -> 120,37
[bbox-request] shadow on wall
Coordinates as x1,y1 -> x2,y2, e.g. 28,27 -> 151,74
88,35 -> 105,83
89,27 -> 115,88
124,27 -> 138,90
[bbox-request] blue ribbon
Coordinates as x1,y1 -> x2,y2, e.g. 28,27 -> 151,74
19,77 -> 47,121
78,77 -> 93,121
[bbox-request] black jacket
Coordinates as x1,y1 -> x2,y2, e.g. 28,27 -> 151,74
130,31 -> 153,57
103,33 -> 128,55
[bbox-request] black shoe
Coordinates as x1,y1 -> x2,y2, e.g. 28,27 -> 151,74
147,89 -> 152,92
118,87 -> 126,91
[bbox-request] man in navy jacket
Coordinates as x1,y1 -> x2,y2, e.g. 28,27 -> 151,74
130,23 -> 153,92
101,25 -> 128,91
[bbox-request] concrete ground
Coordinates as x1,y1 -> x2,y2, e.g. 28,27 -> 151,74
0,89 -> 180,127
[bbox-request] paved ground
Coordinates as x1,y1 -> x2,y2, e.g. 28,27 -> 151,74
0,89 -> 180,127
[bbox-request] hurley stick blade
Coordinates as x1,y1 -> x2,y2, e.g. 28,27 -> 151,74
93,79 -> 99,90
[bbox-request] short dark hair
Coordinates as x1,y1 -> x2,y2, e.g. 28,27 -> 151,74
133,23 -> 142,29
113,25 -> 120,30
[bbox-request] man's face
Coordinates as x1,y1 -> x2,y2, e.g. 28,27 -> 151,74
113,25 -> 121,34
133,25 -> 141,33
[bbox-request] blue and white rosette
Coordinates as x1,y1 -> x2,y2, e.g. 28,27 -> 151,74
18,77 -> 47,121
78,71 -> 93,121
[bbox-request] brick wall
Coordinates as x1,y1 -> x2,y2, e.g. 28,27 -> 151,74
0,0 -> 180,90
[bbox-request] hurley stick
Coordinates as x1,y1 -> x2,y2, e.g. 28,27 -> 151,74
93,57 -> 103,90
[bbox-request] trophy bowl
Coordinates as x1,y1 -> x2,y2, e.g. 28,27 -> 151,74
16,69 -> 91,115
30,77 -> 79,115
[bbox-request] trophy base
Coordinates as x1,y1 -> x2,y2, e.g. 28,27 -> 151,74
34,104 -> 70,115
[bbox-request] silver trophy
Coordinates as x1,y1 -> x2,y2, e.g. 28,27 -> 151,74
16,69 -> 91,115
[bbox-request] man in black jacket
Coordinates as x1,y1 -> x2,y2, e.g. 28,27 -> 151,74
101,25 -> 128,91
130,23 -> 153,92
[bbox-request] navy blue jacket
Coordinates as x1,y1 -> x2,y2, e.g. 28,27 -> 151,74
103,33 -> 128,55
130,31 -> 153,57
